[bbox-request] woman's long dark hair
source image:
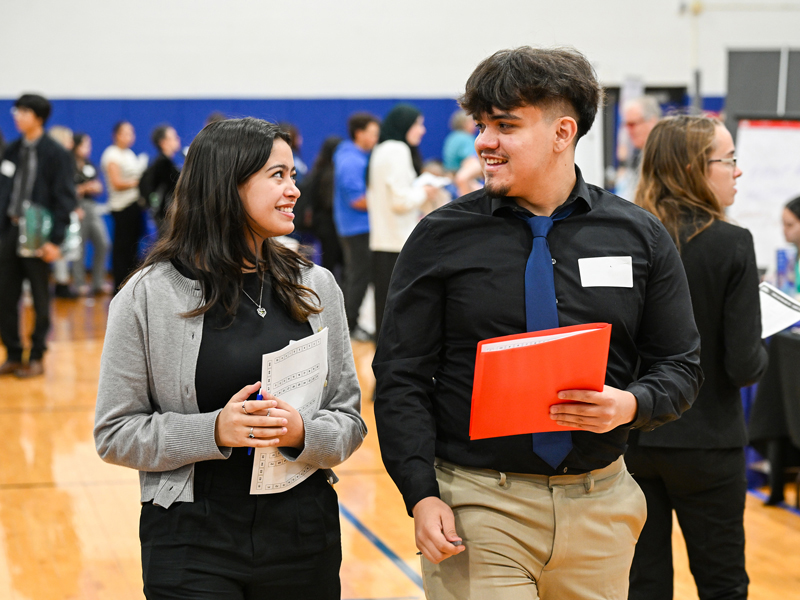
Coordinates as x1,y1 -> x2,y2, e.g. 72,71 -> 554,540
131,117 -> 321,322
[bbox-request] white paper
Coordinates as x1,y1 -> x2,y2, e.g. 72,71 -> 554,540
759,282 -> 800,338
413,172 -> 452,189
250,327 -> 328,494
578,256 -> 633,288
0,160 -> 16,178
481,328 -> 600,353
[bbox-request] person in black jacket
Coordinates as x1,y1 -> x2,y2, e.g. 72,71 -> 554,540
139,124 -> 181,233
0,93 -> 77,377
627,115 -> 768,600
297,136 -> 343,278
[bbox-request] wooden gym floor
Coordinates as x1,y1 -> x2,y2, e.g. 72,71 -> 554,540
0,295 -> 799,599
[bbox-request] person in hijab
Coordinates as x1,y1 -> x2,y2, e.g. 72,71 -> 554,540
366,103 -> 437,340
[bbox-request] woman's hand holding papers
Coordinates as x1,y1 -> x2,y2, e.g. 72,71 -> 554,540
550,385 -> 638,433
214,382 -> 286,448
264,393 -> 306,450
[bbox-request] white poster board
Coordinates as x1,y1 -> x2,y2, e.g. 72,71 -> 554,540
574,108 -> 605,188
727,120 -> 800,276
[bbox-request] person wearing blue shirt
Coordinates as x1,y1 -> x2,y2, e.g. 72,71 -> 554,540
333,113 -> 380,341
442,110 -> 483,197
442,110 -> 477,173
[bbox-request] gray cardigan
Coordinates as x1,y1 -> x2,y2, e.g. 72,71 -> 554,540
94,261 -> 366,508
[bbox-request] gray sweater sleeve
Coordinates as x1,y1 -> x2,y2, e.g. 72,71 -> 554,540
94,262 -> 366,478
281,266 -> 368,468
94,267 -> 230,472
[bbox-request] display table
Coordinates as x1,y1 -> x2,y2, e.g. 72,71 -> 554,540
748,331 -> 800,505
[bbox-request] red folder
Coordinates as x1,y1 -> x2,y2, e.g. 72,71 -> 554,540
469,323 -> 611,440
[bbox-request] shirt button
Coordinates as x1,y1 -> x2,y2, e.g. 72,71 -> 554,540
563,467 -> 568,473
551,258 -> 557,265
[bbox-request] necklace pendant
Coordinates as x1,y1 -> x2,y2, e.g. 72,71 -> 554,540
256,307 -> 267,318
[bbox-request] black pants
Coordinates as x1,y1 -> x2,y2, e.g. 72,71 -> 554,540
626,445 -> 748,600
0,226 -> 51,362
140,470 -> 342,599
111,202 -> 144,293
372,250 -> 398,342
339,233 -> 372,331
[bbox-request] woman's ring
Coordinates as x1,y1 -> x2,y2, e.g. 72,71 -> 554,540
242,401 -> 250,415
248,427 -> 255,439
266,409 -> 271,418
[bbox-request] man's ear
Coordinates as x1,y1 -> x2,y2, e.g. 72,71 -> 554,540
554,116 -> 578,153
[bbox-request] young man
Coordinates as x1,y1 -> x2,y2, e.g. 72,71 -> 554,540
333,112 -> 380,341
373,48 -> 703,600
0,94 -> 76,377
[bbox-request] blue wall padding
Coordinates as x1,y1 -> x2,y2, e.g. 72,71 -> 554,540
0,97 -> 464,205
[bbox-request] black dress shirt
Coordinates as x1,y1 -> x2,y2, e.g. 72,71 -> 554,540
632,216 -> 767,449
373,169 -> 703,514
0,135 -> 76,244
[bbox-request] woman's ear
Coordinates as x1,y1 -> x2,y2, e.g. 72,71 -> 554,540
554,116 -> 578,153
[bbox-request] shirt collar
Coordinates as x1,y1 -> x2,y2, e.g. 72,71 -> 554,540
490,165 -> 593,217
22,134 -> 43,150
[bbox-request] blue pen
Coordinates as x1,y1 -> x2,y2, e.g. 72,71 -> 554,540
248,391 -> 264,456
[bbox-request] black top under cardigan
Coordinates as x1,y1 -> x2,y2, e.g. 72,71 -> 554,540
632,217 -> 768,449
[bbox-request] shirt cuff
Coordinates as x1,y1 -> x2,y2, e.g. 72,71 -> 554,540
402,472 -> 441,517
625,382 -> 654,431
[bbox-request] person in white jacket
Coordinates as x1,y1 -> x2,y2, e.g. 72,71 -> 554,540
367,103 -> 437,340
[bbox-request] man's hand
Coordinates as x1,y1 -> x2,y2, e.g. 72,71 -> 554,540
412,496 -> 465,564
550,385 -> 638,433
38,242 -> 61,263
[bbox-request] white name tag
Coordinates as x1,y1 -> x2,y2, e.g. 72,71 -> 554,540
578,256 -> 633,288
0,160 -> 15,178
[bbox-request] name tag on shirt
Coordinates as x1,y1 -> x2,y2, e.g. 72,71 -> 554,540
0,160 -> 15,178
578,256 -> 633,288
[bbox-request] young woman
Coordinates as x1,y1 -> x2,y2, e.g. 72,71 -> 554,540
626,115 -> 768,600
100,120 -> 145,292
94,117 -> 366,599
366,103 -> 437,340
297,136 -> 344,276
782,196 -> 800,293
139,124 -> 181,232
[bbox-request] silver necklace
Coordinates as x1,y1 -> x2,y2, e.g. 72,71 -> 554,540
242,275 -> 266,318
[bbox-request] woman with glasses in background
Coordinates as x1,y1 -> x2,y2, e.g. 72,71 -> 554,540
625,115 -> 768,600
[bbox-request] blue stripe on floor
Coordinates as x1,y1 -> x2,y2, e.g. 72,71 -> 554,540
339,503 -> 424,590
748,489 -> 800,517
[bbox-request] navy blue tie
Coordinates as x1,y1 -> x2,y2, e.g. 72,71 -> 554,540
522,204 -> 575,469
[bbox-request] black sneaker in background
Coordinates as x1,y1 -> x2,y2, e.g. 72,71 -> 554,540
54,283 -> 78,299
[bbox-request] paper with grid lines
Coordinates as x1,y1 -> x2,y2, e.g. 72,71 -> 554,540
249,327 -> 327,494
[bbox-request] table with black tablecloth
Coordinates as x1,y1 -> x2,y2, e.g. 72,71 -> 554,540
748,331 -> 800,504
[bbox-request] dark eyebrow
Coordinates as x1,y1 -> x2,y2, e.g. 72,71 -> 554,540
487,113 -> 522,122
266,163 -> 290,173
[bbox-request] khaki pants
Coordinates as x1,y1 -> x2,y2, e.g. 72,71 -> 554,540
422,456 -> 647,600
